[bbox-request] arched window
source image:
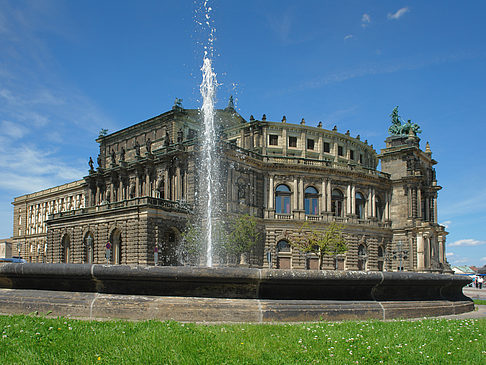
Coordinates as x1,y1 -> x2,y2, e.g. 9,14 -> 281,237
377,245 -> 385,271
357,244 -> 367,270
304,186 -> 319,215
110,229 -> 122,264
376,196 -> 384,221
84,232 -> 94,264
356,192 -> 365,219
276,240 -> 291,269
61,234 -> 70,263
277,240 -> 291,253
275,184 -> 291,214
331,189 -> 344,217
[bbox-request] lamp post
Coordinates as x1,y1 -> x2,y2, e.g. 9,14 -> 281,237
105,242 -> 111,264
86,235 -> 93,263
392,240 -> 409,271
154,246 -> 159,266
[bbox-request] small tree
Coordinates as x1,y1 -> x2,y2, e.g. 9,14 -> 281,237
222,214 -> 262,264
179,220 -> 204,265
289,221 -> 347,270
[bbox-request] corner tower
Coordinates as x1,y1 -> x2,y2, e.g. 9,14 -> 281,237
379,108 -> 450,273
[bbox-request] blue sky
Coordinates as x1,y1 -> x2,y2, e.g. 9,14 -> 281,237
0,0 -> 485,267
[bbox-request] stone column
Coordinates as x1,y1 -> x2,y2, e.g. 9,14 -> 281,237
263,175 -> 268,209
371,188 -> 376,218
326,180 -> 332,212
321,181 -> 326,213
417,189 -> 422,218
176,166 -> 181,200
438,236 -> 445,264
417,234 -> 425,270
407,187 -> 412,218
351,185 -> 356,215
293,178 -> 298,212
164,170 -> 169,200
268,175 -> 274,210
384,192 -> 390,220
346,185 -> 351,215
135,175 -> 140,198
119,180 -> 123,201
298,178 -> 304,211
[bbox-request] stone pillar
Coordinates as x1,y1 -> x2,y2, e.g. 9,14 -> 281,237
371,188 -> 376,218
326,180 -> 332,212
298,178 -> 304,211
321,181 -> 326,213
176,166 -> 181,200
438,236 -> 445,264
417,189 -> 422,218
346,185 -> 351,215
351,185 -> 356,215
263,175 -> 268,209
136,175 -> 140,198
110,182 -> 114,202
164,170 -> 169,200
119,180 -> 123,201
268,175 -> 274,210
407,187 -> 412,218
293,178 -> 298,212
384,192 -> 390,220
417,235 -> 424,270
146,172 -> 151,197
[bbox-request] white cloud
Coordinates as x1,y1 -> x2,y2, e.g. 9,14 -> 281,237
448,239 -> 486,247
441,220 -> 452,229
344,34 -> 354,41
388,7 -> 409,20
446,252 -> 454,257
481,257 -> 486,263
361,13 -> 371,27
0,120 -> 28,139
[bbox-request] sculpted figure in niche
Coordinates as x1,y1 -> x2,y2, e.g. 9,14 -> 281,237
134,140 -> 141,156
177,129 -> 183,143
97,154 -> 103,169
111,149 -> 116,164
164,131 -> 171,147
146,138 -> 152,154
120,147 -> 125,162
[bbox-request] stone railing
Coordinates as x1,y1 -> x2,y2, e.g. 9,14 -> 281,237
48,197 -> 193,220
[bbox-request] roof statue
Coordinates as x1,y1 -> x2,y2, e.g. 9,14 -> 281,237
173,98 -> 183,110
226,95 -> 235,110
388,106 -> 422,136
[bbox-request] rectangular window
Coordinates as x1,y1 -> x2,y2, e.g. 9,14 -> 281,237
307,138 -> 315,150
323,142 -> 330,153
288,136 -> 297,148
359,154 -> 363,164
338,146 -> 344,156
269,134 -> 278,146
350,150 -> 354,160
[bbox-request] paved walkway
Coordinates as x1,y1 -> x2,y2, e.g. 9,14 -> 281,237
432,288 -> 486,320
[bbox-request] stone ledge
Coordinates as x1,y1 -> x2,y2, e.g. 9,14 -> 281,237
0,263 -> 471,302
0,289 -> 474,322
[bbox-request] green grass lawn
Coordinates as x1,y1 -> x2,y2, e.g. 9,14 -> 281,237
474,299 -> 486,305
0,315 -> 484,364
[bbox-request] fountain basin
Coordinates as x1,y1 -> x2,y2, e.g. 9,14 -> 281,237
0,264 -> 473,322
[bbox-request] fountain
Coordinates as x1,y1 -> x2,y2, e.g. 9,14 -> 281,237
198,0 -> 219,267
0,1 -> 474,322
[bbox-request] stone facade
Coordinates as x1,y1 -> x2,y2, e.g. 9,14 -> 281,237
11,101 -> 451,272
